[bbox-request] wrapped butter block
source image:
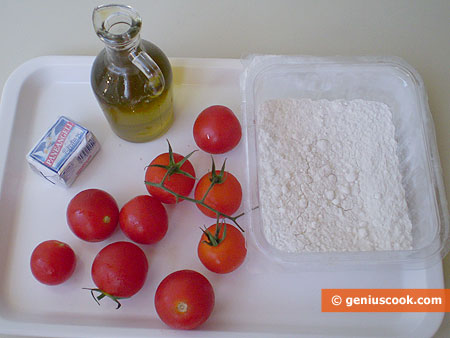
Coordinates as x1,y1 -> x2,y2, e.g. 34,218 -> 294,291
27,116 -> 100,187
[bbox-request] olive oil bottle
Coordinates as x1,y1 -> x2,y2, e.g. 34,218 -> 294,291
91,4 -> 173,142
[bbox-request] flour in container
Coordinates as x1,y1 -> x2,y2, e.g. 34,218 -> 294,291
257,98 -> 412,253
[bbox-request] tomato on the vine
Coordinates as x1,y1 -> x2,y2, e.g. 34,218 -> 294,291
194,168 -> 242,218
30,240 -> 76,285
145,146 -> 196,204
198,222 -> 246,274
154,270 -> 215,330
193,105 -> 242,154
66,189 -> 119,242
119,195 -> 168,244
88,241 -> 148,308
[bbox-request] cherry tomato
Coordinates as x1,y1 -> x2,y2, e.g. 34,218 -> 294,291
145,152 -> 196,204
91,241 -> 148,301
154,270 -> 215,330
119,195 -> 168,244
66,189 -> 119,242
30,240 -> 76,285
198,223 -> 246,274
194,170 -> 242,218
193,105 -> 242,154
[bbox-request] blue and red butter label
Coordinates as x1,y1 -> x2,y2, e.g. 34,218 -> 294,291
27,116 -> 100,187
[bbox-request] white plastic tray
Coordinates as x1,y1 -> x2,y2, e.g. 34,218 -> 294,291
0,56 -> 445,337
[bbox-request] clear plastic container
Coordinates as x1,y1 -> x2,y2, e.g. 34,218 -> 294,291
241,55 -> 449,269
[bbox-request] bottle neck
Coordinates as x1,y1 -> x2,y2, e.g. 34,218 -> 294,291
104,35 -> 142,68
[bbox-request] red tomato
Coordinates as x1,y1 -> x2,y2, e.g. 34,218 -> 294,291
198,223 -> 246,274
30,240 -> 76,285
91,241 -> 148,299
154,270 -> 215,330
66,189 -> 119,242
194,170 -> 242,218
119,195 -> 168,244
145,152 -> 196,204
193,105 -> 242,154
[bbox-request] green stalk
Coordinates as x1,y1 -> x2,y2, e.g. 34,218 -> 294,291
145,179 -> 245,232
83,288 -> 128,309
145,141 -> 245,232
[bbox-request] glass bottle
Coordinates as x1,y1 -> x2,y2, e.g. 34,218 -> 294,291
91,4 -> 173,142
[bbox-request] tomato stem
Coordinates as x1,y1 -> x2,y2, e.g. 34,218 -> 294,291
83,287 -> 128,309
146,178 -> 245,232
148,139 -> 197,181
144,142 -> 245,232
199,157 -> 227,203
201,220 -> 227,246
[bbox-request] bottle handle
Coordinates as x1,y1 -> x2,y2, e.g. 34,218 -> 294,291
129,50 -> 165,97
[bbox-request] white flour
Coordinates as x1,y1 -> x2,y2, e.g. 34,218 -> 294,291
257,98 -> 413,252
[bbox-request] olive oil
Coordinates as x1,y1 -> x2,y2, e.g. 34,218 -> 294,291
91,4 -> 174,142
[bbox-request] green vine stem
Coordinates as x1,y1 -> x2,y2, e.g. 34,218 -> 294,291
83,288 -> 128,309
201,219 -> 227,246
145,141 -> 245,232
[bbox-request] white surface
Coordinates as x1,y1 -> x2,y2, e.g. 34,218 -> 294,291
0,1 -> 449,337
0,55 -> 445,338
